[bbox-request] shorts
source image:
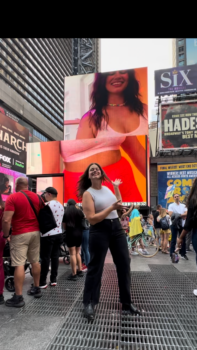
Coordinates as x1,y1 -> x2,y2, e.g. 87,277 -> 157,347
155,228 -> 161,238
160,229 -> 171,235
66,233 -> 82,248
10,231 -> 40,266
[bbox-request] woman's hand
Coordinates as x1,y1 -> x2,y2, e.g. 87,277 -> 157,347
177,237 -> 183,250
112,200 -> 127,211
111,179 -> 122,187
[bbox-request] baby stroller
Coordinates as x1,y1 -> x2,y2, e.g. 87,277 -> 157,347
59,232 -> 70,265
3,241 -> 32,292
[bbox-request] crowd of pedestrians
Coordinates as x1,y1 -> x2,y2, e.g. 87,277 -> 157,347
0,167 -> 197,317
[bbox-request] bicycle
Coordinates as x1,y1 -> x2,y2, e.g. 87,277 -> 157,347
127,229 -> 159,258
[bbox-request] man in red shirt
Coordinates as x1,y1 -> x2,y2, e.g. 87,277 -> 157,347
2,177 -> 43,307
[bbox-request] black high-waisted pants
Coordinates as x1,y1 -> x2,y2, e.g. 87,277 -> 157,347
83,218 -> 131,305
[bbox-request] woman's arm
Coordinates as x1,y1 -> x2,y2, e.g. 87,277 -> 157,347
183,206 -> 194,232
157,216 -> 161,222
122,204 -> 134,218
82,191 -> 126,225
121,136 -> 146,177
111,179 -> 122,203
76,112 -> 97,139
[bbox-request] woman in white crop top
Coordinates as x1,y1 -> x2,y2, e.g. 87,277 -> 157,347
60,69 -> 148,203
77,162 -> 141,321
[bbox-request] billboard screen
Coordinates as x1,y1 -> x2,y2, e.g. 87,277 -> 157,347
36,176 -> 64,205
186,39 -> 197,66
160,101 -> 197,149
27,67 -> 148,204
157,162 -> 197,208
27,137 -> 147,204
0,112 -> 29,173
64,68 -> 148,140
155,64 -> 197,96
0,166 -> 27,202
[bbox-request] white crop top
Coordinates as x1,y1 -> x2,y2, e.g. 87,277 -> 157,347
87,186 -> 118,219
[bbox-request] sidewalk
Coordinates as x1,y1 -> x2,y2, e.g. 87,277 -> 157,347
0,251 -> 197,350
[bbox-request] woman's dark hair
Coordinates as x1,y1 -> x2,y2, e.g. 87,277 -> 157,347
64,198 -> 83,227
77,163 -> 110,199
90,70 -> 145,130
4,177 -> 9,183
186,178 -> 197,208
0,193 -> 4,209
67,199 -> 76,206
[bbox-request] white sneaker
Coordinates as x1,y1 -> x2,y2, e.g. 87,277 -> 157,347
138,248 -> 143,252
142,249 -> 149,255
193,289 -> 197,296
131,251 -> 138,255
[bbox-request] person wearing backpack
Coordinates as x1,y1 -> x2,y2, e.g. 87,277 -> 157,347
38,187 -> 64,289
157,208 -> 171,254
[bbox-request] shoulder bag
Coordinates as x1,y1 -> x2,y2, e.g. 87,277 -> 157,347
21,191 -> 57,235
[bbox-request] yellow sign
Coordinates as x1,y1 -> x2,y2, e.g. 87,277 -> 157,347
158,163 -> 197,172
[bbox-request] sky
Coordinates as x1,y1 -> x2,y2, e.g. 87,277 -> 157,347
100,39 -> 173,121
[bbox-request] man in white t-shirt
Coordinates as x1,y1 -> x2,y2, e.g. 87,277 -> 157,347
39,187 -> 64,288
168,193 -> 188,260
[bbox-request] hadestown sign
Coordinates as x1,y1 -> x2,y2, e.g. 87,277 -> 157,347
155,64 -> 197,96
0,112 -> 29,174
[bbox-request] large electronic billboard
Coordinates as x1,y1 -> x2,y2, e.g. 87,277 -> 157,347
27,67 -> 148,204
158,162 -> 197,208
0,111 -> 29,173
0,166 -> 26,202
160,101 -> 197,149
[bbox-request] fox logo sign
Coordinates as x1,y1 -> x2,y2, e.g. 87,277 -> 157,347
0,154 -> 11,163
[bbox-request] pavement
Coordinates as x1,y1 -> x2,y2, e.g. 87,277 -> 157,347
0,249 -> 197,350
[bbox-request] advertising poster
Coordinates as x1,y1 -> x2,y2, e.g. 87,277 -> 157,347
0,112 -> 29,173
155,64 -> 197,96
27,67 -> 148,204
186,39 -> 197,66
161,101 -> 197,149
0,166 -> 26,202
157,163 -> 197,208
0,105 -> 33,142
27,136 -> 147,204
36,176 -> 64,205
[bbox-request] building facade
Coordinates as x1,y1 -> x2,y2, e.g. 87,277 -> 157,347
0,38 -> 73,142
173,38 -> 197,67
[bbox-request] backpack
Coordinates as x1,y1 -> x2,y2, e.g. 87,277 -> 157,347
160,216 -> 170,230
21,191 -> 57,235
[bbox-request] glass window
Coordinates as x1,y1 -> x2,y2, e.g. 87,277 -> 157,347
178,61 -> 184,66
179,53 -> 184,60
178,46 -> 184,53
178,39 -> 184,46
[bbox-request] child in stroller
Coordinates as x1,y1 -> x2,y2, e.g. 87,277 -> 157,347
59,231 -> 70,265
3,241 -> 32,292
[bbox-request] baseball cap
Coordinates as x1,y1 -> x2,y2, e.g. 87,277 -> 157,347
44,187 -> 58,196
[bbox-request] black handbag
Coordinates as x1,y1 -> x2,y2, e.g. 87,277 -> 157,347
21,191 -> 57,235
